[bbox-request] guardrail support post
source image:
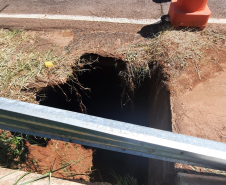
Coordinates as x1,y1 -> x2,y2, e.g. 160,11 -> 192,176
148,84 -> 174,185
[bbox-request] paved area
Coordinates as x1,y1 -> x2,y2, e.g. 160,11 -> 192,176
0,0 -> 162,19
0,0 -> 225,19
0,167 -> 111,185
0,0 -> 161,33
207,0 -> 226,18
0,0 -> 225,33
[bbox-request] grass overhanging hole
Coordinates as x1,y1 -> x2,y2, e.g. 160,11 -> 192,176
35,53 -> 172,184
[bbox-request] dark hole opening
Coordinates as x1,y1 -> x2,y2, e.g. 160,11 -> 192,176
36,54 -> 172,185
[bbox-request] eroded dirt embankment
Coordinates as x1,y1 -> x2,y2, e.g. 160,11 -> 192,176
0,25 -> 226,183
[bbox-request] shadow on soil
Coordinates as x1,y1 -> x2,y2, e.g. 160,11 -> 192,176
138,15 -> 171,38
152,0 -> 171,3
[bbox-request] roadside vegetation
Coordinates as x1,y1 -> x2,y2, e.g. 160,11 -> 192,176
0,130 -> 26,168
0,27 -> 225,107
0,29 -> 74,103
0,26 -> 226,184
125,26 -> 225,80
112,172 -> 139,185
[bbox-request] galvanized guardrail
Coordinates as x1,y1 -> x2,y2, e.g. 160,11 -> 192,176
0,97 -> 226,170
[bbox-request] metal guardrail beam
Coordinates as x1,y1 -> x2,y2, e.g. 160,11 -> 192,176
0,97 -> 226,170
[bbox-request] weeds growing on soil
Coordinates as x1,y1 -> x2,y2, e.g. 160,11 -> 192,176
0,130 -> 44,168
129,27 -> 225,77
0,29 -> 74,103
112,172 -> 139,185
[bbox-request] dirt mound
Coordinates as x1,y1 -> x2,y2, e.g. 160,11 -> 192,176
22,139 -> 93,181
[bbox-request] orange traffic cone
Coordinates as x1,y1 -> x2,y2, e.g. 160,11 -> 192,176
168,0 -> 211,29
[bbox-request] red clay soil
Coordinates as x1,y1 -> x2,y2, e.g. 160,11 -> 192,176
169,46 -> 226,172
22,139 -> 93,181
170,48 -> 226,142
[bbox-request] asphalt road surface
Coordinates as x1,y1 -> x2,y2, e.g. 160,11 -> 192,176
0,0 -> 225,34
0,0 -> 162,19
0,0 -> 225,18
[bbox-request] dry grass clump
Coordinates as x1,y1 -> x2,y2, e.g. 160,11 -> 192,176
128,28 -> 225,76
117,27 -> 225,106
0,29 -> 74,103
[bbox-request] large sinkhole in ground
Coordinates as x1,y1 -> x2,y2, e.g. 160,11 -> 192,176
37,54 -> 172,185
